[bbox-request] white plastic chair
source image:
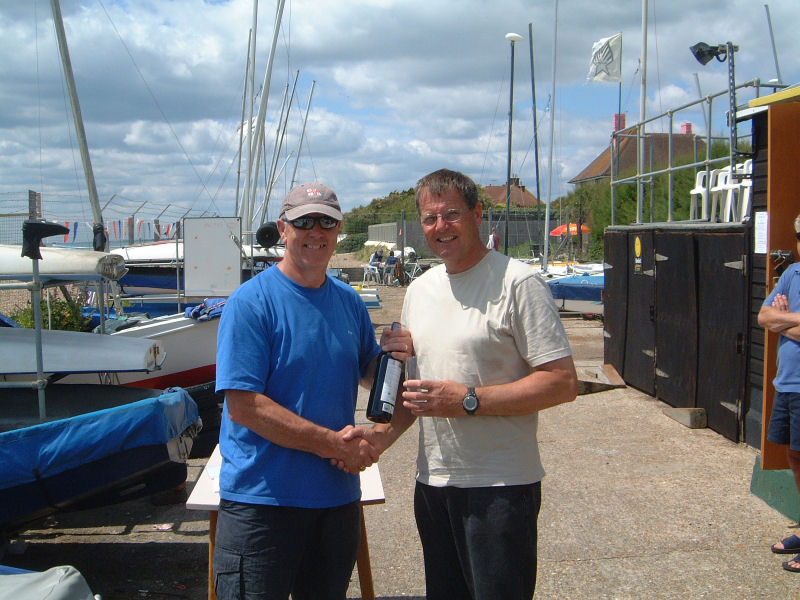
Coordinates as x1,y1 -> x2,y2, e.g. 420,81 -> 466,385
689,170 -> 711,220
709,167 -> 734,222
362,264 -> 380,285
733,159 -> 753,221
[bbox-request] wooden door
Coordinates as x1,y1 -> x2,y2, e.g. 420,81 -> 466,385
603,230 -> 627,376
623,231 -> 655,395
654,232 -> 697,408
696,232 -> 749,442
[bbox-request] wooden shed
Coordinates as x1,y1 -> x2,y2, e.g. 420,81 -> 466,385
603,87 -> 800,470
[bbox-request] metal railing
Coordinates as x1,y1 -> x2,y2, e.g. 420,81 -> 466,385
609,78 -> 782,225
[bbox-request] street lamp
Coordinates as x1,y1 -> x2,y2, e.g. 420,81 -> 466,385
691,41 -> 740,174
504,32 -> 523,256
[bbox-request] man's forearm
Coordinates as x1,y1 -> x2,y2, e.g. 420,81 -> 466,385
758,305 -> 800,333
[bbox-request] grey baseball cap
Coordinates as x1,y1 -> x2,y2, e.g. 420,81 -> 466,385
280,183 -> 343,221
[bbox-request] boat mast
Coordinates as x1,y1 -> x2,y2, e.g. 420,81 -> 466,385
49,0 -> 105,250
246,0 -> 286,240
542,0 -> 558,272
235,29 -> 254,217
241,0 -> 259,231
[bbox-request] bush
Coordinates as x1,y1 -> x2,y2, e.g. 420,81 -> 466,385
337,232 -> 367,253
10,292 -> 91,332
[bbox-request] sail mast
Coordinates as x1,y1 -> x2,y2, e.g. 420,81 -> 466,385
49,0 -> 105,249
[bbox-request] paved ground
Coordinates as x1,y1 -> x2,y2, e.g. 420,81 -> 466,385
4,284 -> 800,598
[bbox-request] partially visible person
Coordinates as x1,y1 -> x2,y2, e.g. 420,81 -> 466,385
486,225 -> 500,251
384,250 -> 398,284
346,169 -> 578,599
213,182 -> 412,599
760,213 -> 800,573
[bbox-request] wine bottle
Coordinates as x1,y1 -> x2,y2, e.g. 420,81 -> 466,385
366,322 -> 403,423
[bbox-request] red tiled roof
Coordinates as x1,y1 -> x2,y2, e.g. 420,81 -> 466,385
569,132 -> 706,184
484,184 -> 540,208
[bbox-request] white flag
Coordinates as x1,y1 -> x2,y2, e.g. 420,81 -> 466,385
588,33 -> 622,83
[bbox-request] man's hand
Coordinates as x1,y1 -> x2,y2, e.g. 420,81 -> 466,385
330,426 -> 380,474
773,293 -> 790,313
379,324 -> 414,361
402,379 -> 466,418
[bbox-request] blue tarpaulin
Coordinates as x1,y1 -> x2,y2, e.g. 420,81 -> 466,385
546,274 -> 604,302
0,388 -> 198,492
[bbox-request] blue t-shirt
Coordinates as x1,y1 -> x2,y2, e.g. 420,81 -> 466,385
764,263 -> 800,392
215,266 -> 380,508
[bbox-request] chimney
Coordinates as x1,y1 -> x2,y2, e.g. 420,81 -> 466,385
681,122 -> 693,135
613,113 -> 626,131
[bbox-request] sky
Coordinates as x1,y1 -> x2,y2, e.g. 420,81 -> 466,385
0,0 -> 798,232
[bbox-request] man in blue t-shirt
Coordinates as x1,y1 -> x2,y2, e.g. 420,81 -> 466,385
760,213 -> 800,573
213,182 -> 412,599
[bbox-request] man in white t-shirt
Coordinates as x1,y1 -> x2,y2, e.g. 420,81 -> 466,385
346,169 -> 578,599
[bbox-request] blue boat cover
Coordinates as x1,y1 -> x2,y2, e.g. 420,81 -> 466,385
547,274 -> 604,302
184,297 -> 226,321
0,388 -> 198,493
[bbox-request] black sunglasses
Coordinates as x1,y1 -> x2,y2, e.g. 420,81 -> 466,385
283,215 -> 339,230
796,232 -> 800,241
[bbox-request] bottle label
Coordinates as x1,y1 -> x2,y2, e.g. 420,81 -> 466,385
378,360 -> 403,415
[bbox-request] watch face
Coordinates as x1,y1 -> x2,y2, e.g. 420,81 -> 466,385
463,394 -> 478,412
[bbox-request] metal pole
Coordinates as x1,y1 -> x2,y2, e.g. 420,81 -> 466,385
542,0 -> 558,272
527,23 -> 542,234
727,42 -> 738,175
764,4 -> 783,85
504,34 -> 521,256
637,0 -> 648,223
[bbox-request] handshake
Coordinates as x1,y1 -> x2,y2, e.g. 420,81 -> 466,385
329,425 -> 384,474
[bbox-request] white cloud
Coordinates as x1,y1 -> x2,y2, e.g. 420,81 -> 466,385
0,0 -> 797,225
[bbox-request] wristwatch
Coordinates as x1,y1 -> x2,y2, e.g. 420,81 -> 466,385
462,386 -> 479,415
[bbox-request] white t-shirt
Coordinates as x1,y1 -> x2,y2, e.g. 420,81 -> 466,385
401,250 -> 571,487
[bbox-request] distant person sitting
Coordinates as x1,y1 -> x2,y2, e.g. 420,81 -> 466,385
384,251 -> 398,284
369,247 -> 385,282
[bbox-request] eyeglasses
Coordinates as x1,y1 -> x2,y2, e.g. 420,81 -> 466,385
420,209 -> 464,227
283,215 -> 339,230
796,232 -> 800,241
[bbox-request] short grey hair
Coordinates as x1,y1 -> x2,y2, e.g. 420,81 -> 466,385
415,169 -> 479,215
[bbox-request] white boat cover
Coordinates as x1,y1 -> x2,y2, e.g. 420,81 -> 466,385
0,565 -> 94,600
0,244 -> 127,282
0,328 -> 165,375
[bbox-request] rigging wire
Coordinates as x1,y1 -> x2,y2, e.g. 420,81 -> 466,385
97,0 -> 215,204
478,72 -> 507,187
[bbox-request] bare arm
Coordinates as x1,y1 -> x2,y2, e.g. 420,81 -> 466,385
225,389 -> 376,474
758,294 -> 800,341
401,355 -> 578,418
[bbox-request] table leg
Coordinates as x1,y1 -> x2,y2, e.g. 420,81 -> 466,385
356,506 -> 375,600
208,510 -> 218,600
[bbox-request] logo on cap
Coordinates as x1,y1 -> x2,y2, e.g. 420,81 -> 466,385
306,187 -> 323,198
